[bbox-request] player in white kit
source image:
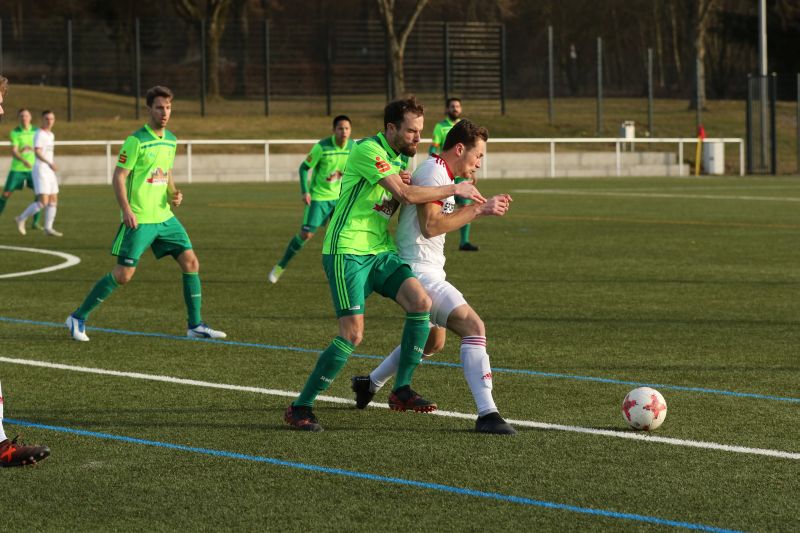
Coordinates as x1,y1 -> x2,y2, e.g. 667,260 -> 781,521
15,110 -> 62,236
351,119 -> 516,434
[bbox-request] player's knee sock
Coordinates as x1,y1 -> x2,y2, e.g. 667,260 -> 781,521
278,234 -> 306,268
0,381 -> 7,442
183,272 -> 203,327
0,196 -> 7,215
461,336 -> 497,416
43,204 -> 56,230
18,201 -> 41,222
294,336 -> 354,407
74,273 -> 120,320
370,344 -> 402,392
460,224 -> 471,245
394,312 -> 431,390
32,196 -> 42,226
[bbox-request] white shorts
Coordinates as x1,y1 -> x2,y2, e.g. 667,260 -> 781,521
32,167 -> 59,195
415,270 -> 467,328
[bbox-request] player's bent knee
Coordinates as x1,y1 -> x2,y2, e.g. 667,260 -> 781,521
112,267 -> 135,285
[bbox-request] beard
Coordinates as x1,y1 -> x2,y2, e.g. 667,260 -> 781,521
447,111 -> 460,121
394,138 -> 418,157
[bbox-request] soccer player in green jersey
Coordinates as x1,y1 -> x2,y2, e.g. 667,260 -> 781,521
66,86 -> 226,342
284,96 -> 486,431
0,108 -> 42,229
429,97 -> 478,251
268,115 -> 354,283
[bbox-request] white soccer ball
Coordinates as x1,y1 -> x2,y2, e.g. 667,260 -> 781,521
621,387 -> 667,431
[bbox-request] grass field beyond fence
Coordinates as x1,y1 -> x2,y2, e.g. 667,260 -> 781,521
0,177 -> 798,531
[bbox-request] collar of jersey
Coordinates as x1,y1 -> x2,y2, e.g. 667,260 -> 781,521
376,132 -> 398,159
144,123 -> 164,140
432,154 -> 455,180
331,135 -> 351,150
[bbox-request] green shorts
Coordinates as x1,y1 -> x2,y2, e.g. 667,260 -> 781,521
111,216 -> 193,267
302,199 -> 337,233
322,252 -> 415,317
454,177 -> 472,206
3,171 -> 34,192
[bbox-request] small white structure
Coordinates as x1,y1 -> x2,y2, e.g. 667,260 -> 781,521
703,142 -> 725,175
619,121 -> 635,151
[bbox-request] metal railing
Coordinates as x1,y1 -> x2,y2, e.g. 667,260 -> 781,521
0,137 -> 745,183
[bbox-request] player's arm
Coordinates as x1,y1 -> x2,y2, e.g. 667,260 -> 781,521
33,138 -> 56,171
417,194 -> 512,239
112,166 -> 137,229
167,170 -> 182,207
298,143 -> 322,205
379,173 -> 486,206
9,137 -> 32,169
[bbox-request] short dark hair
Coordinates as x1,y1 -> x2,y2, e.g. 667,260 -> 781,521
333,115 -> 351,128
442,119 -> 488,152
445,97 -> 461,107
146,85 -> 174,107
384,96 -> 424,130
42,109 -> 54,117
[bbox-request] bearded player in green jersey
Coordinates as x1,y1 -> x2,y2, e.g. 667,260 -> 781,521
285,96 -> 486,431
268,115 -> 354,283
66,86 -> 226,342
429,97 -> 478,251
0,108 -> 42,229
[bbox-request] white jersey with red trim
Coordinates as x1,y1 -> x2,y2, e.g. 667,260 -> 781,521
396,154 -> 456,273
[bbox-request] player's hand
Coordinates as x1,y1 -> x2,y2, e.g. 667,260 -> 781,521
171,189 -> 183,207
123,209 -> 138,229
302,193 -> 311,205
399,170 -> 412,185
453,179 -> 486,204
24,161 -> 32,169
49,162 -> 58,172
477,194 -> 512,217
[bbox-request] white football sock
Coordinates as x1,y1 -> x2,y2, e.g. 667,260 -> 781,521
461,336 -> 498,416
0,381 -> 7,442
369,344 -> 401,392
19,201 -> 42,222
44,204 -> 57,230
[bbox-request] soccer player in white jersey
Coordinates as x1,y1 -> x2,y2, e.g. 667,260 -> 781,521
15,110 -> 62,236
351,119 -> 517,434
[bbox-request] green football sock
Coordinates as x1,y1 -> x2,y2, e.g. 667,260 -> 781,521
294,336 -> 354,407
0,196 -> 6,215
183,272 -> 203,327
277,234 -> 306,268
74,273 -> 120,320
460,224 -> 471,245
394,312 -> 431,390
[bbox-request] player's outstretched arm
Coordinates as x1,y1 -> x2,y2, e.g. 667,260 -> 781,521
379,173 -> 486,206
418,194 -> 512,239
112,166 -> 137,229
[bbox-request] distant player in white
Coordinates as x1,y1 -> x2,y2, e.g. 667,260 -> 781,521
15,110 -> 62,236
351,119 -> 516,434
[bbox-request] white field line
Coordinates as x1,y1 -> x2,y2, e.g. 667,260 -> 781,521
0,245 -> 81,279
510,189 -> 800,202
2,356 -> 798,461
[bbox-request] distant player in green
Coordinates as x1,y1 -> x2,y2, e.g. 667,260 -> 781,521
0,108 -> 42,229
284,96 -> 486,431
66,85 -> 226,342
429,97 -> 478,251
268,115 -> 354,283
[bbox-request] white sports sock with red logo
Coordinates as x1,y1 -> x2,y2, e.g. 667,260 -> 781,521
0,381 -> 7,442
461,336 -> 497,416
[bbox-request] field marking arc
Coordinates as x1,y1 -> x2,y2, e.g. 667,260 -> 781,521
2,356 -> 798,461
1,315 -> 797,405
0,245 -> 81,279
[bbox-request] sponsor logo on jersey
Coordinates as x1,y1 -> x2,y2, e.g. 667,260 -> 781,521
326,171 -> 342,182
372,194 -> 400,219
146,168 -> 169,185
118,151 -> 128,164
306,155 -> 313,163
375,156 -> 391,173
442,200 -> 455,214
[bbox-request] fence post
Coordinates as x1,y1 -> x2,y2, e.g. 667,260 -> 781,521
106,142 -> 112,185
187,142 -> 193,184
67,20 -> 74,122
200,21 -> 207,118
678,140 -> 684,176
325,24 -> 332,116
134,18 -> 141,120
549,140 -> 556,177
647,47 -> 654,136
500,24 -> 506,115
0,19 -> 4,77
746,74 -> 753,174
797,73 -> 799,173
443,22 -> 450,102
548,25 -> 554,125
264,20 -> 271,117
596,37 -> 602,135
769,72 -> 777,175
695,56 -> 702,129
615,140 -> 621,176
264,142 -> 270,182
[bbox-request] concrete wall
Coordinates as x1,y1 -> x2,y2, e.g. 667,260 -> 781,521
1,151 -> 689,186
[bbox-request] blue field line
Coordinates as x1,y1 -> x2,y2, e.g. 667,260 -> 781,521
2,315 -> 798,405
6,419 -> 744,532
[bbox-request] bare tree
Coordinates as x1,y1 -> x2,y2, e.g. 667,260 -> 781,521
376,0 -> 430,99
175,0 -> 233,99
689,0 -> 720,110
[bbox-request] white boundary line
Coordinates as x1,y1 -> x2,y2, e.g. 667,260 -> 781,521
510,189 -> 800,202
0,245 -> 81,279
2,356 -> 798,461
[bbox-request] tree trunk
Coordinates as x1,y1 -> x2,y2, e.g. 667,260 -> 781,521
652,0 -> 665,89
376,0 -> 429,100
669,0 -> 683,88
688,0 -> 719,110
175,0 -> 232,100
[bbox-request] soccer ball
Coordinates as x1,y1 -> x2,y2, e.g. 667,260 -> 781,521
621,387 -> 667,431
